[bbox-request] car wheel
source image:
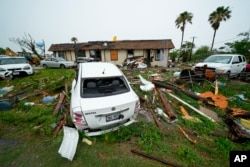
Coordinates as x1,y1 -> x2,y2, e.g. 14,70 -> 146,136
43,64 -> 48,68
5,73 -> 13,80
60,64 -> 66,69
226,71 -> 231,80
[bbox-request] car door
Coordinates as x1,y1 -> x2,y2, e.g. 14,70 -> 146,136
51,58 -> 59,68
44,58 -> 52,67
231,56 -> 242,75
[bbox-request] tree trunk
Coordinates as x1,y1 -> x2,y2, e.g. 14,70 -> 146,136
210,30 -> 217,51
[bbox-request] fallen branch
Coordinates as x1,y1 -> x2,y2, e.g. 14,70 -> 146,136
131,149 -> 181,167
148,109 -> 162,129
178,125 -> 197,144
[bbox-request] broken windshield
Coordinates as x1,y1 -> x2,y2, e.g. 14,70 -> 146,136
81,76 -> 130,98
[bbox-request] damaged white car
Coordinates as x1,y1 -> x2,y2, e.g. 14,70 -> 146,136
70,62 -> 140,136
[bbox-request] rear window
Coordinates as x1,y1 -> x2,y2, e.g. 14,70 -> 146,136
0,58 -> 27,65
81,76 -> 130,98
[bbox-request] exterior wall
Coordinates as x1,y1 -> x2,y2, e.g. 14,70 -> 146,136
53,48 -> 170,67
150,49 -> 169,67
65,51 -> 75,61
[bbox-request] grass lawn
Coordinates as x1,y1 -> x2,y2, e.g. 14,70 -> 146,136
0,67 -> 250,167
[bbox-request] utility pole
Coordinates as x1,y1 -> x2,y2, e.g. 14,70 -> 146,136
189,36 -> 196,61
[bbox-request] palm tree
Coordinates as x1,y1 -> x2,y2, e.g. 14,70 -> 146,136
175,11 -> 193,52
208,6 -> 231,51
71,37 -> 78,45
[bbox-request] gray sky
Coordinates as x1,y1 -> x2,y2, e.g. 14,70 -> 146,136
1,0 -> 250,53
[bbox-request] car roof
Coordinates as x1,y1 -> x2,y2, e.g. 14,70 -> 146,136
211,54 -> 244,57
79,62 -> 123,78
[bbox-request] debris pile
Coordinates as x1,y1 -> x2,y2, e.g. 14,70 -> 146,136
135,70 -> 250,143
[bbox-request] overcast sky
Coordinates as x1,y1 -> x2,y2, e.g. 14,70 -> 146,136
1,0 -> 249,53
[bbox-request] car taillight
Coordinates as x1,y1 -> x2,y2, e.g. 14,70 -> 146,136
73,112 -> 88,126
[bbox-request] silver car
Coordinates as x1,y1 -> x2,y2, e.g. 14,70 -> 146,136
40,57 -> 75,68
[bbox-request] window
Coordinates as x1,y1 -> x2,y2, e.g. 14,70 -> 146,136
58,51 -> 65,59
81,77 -> 130,98
89,50 -> 101,61
232,56 -> 240,64
0,58 -> 27,65
77,50 -> 86,57
127,50 -> 134,58
155,50 -> 163,61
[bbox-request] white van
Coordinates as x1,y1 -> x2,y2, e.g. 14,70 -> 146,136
0,56 -> 33,79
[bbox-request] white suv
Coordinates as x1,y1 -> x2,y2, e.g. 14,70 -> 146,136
70,62 -> 140,136
0,56 -> 33,79
193,54 -> 247,78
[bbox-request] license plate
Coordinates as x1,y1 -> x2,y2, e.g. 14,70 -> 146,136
13,71 -> 20,75
106,113 -> 120,122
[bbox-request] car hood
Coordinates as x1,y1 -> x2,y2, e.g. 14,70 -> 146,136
194,62 -> 229,69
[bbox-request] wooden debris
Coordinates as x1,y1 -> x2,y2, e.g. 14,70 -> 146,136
53,92 -> 66,115
199,91 -> 228,109
149,109 -> 162,129
178,125 -> 197,144
180,106 -> 202,122
156,87 -> 177,120
229,108 -> 250,118
131,149 -> 181,167
53,105 -> 70,138
168,92 -> 216,122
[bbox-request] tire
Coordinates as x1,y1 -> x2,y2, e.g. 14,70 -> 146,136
43,64 -> 48,68
5,73 -> 13,80
60,64 -> 66,69
226,71 -> 231,80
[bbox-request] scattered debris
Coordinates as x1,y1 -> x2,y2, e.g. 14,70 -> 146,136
155,107 -> 170,123
58,126 -> 79,161
168,92 -> 216,122
54,92 -> 66,115
138,75 -> 155,91
199,106 -> 220,122
149,108 -> 162,129
180,106 -> 202,122
42,95 -> 57,104
131,149 -> 181,167
53,104 -> 70,137
199,91 -> 228,109
178,125 -> 197,144
0,101 -> 13,111
240,119 -> 250,130
156,88 -> 177,120
0,86 -> 14,97
82,138 -> 92,145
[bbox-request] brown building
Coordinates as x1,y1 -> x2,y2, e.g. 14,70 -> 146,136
48,39 -> 175,67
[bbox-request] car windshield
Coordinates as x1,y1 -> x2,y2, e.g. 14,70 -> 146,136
203,55 -> 232,64
81,76 -> 130,98
0,58 -> 27,65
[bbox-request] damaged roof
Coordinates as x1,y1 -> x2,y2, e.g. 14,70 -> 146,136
48,39 -> 175,51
